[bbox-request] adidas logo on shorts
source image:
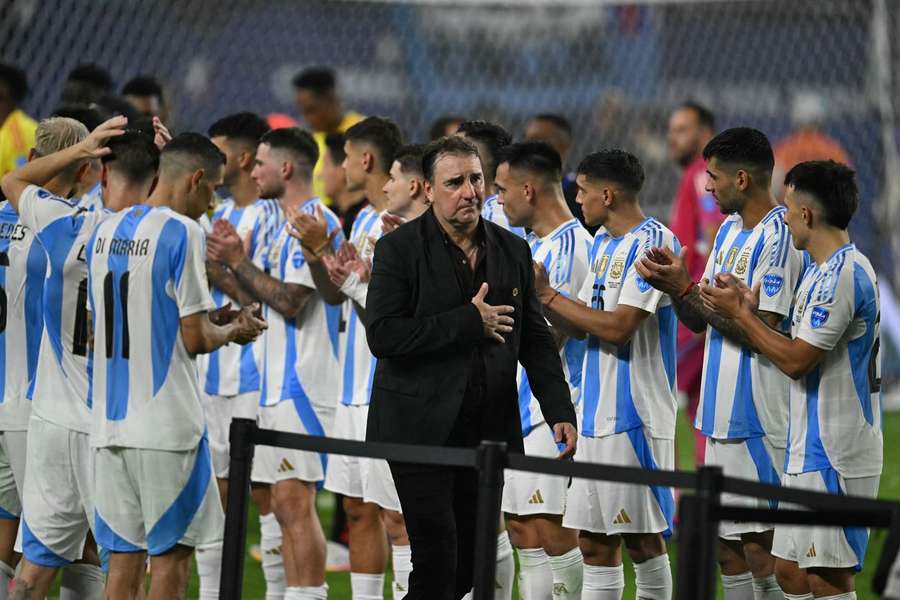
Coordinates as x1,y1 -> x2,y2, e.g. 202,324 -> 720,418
612,509 -> 632,525
806,544 -> 817,558
277,458 -> 295,473
528,490 -> 545,505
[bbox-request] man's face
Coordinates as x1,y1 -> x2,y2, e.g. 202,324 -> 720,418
783,186 -> 810,250
426,153 -> 485,228
342,140 -> 367,193
575,174 -> 608,227
704,157 -> 743,215
494,163 -> 532,228
125,94 -> 163,119
383,160 -> 413,215
211,136 -> 242,187
187,165 -> 223,220
524,119 -> 568,161
320,148 -> 347,199
667,108 -> 705,167
295,89 -> 332,133
250,143 -> 284,199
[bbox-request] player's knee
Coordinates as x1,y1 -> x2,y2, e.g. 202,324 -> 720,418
578,532 -> 620,565
717,538 -> 748,574
741,540 -> 775,576
807,567 -> 854,596
504,516 -> 538,549
381,510 -> 408,545
622,532 -> 666,564
344,497 -> 379,525
774,558 -> 804,591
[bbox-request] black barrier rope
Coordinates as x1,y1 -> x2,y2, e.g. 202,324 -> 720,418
220,419 -> 900,600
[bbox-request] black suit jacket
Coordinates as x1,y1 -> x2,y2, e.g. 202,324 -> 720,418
364,207 -> 576,453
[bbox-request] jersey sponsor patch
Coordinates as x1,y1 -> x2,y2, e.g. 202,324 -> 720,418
635,275 -> 651,293
762,274 -> 784,297
810,306 -> 829,329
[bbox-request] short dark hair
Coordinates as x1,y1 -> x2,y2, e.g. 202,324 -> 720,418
784,160 -> 858,230
530,114 -> 572,138
160,132 -> 225,178
260,127 -> 319,173
394,144 -> 425,178
50,104 -> 106,132
208,112 -> 271,148
428,115 -> 466,141
324,133 -> 346,164
122,75 -> 164,100
101,130 -> 160,182
496,141 -> 562,183
577,149 -> 645,195
678,101 -> 715,131
421,136 -> 479,183
0,63 -> 28,103
94,95 -> 139,122
67,64 -> 113,91
292,67 -> 336,95
702,127 -> 774,180
456,120 -> 511,182
345,116 -> 403,175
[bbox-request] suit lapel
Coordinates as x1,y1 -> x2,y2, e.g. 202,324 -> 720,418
482,219 -> 503,302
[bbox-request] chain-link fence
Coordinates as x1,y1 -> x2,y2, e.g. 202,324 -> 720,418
3,0 -> 899,388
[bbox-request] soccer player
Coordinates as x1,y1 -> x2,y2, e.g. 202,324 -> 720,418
321,133 -> 366,235
289,116 -> 410,600
87,132 -> 266,599
700,161 -> 881,600
206,127 -> 343,600
457,120 -> 524,238
60,64 -> 114,106
535,149 -> 677,600
636,128 -> 805,600
0,63 -> 37,186
0,117 -> 155,599
195,112 -> 283,600
122,75 -> 169,123
493,142 -> 591,600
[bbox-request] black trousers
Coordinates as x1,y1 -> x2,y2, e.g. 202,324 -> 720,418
389,461 -> 481,600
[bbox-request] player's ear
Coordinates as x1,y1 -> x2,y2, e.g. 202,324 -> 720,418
27,148 -> 38,162
190,169 -> 204,190
75,160 -> 92,185
603,186 -> 614,207
408,177 -> 420,198
281,160 -> 293,181
735,168 -> 750,192
362,151 -> 374,174
100,163 -> 110,191
238,150 -> 254,171
423,178 -> 433,203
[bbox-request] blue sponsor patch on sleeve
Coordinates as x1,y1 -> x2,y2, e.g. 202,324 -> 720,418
762,274 -> 784,297
810,306 -> 829,329
635,275 -> 651,293
37,189 -> 50,199
292,250 -> 305,268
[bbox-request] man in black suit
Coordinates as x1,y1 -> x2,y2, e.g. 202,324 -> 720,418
365,135 -> 578,599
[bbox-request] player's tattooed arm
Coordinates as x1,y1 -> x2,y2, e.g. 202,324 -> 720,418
673,286 -> 781,351
231,256 -> 314,320
206,260 -> 255,306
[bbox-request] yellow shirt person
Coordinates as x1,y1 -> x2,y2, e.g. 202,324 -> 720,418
0,109 -> 37,180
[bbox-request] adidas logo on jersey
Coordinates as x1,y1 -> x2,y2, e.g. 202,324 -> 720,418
265,546 -> 282,556
528,490 -> 545,505
277,458 -> 295,473
806,544 -> 817,558
612,509 -> 632,525
553,583 -> 569,594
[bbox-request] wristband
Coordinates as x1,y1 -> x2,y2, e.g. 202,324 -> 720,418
545,290 -> 561,307
679,281 -> 697,298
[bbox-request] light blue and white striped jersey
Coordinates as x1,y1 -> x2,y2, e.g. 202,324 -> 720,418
202,198 -> 281,397
259,198 -> 343,412
696,206 -> 804,445
482,194 -> 525,238
0,201 -> 46,431
577,218 -> 679,439
87,205 -> 216,450
77,182 -> 103,212
518,219 -> 592,435
339,205 -> 382,406
18,185 -> 112,434
786,244 -> 882,478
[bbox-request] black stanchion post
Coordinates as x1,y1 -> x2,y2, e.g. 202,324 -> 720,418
220,418 -> 257,600
472,441 -> 507,600
695,466 -> 724,600
873,508 -> 900,596
675,495 -> 702,600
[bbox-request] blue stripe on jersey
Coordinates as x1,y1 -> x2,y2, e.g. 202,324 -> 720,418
658,305 -> 677,391
147,432 -> 213,556
802,365 -> 829,472
613,240 -> 643,434
746,436 -> 781,509
152,218 -> 189,396
563,337 -> 585,392
850,263 -> 878,425
85,227 -> 100,410
747,232 -> 767,284
39,214 -> 85,367
24,241 -> 46,399
727,348 -> 763,439
341,313 -> 359,406
625,428 -> 674,537
820,469 -> 868,570
518,373 -> 534,435
0,236 -> 9,399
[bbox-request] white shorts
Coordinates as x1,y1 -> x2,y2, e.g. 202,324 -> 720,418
772,468 -> 879,571
324,403 -> 401,512
502,423 -> 568,516
563,428 -> 674,536
705,436 -> 784,540
252,399 -> 335,484
94,433 -> 224,556
0,430 -> 27,518
21,416 -> 94,566
202,391 -> 259,478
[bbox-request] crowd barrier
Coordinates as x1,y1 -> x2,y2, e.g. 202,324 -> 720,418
220,418 -> 900,599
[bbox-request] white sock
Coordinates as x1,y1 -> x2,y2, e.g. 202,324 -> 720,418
196,541 -> 223,599
752,574 -> 783,600
351,572 -> 384,600
582,563 -> 624,599
517,547 -> 553,599
260,512 -> 286,600
817,594 -> 856,600
495,532 -> 514,599
784,594 -> 815,600
391,544 -> 411,599
59,563 -> 105,600
721,572 -> 754,600
548,547 -> 583,599
284,584 -> 328,600
0,560 -> 14,600
633,554 -> 672,600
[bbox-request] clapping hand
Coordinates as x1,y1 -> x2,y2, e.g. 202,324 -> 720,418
634,246 -> 693,297
322,240 -> 372,288
699,273 -> 759,319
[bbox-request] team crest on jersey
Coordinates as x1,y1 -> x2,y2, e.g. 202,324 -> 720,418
609,258 -> 624,281
635,276 -> 651,293
725,248 -> 739,271
716,250 -> 724,265
735,249 -> 750,275
763,274 -> 783,297
810,306 -> 829,329
594,254 -> 609,275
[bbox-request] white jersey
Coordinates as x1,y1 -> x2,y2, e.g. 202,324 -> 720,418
18,185 -> 111,434
76,182 -> 103,212
87,205 -> 216,450
482,195 -> 525,238
518,219 -> 592,435
259,198 -> 343,414
786,243 -> 882,478
202,198 -> 281,397
577,218 -> 679,439
339,205 -> 383,406
0,201 -> 47,431
696,206 -> 804,446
